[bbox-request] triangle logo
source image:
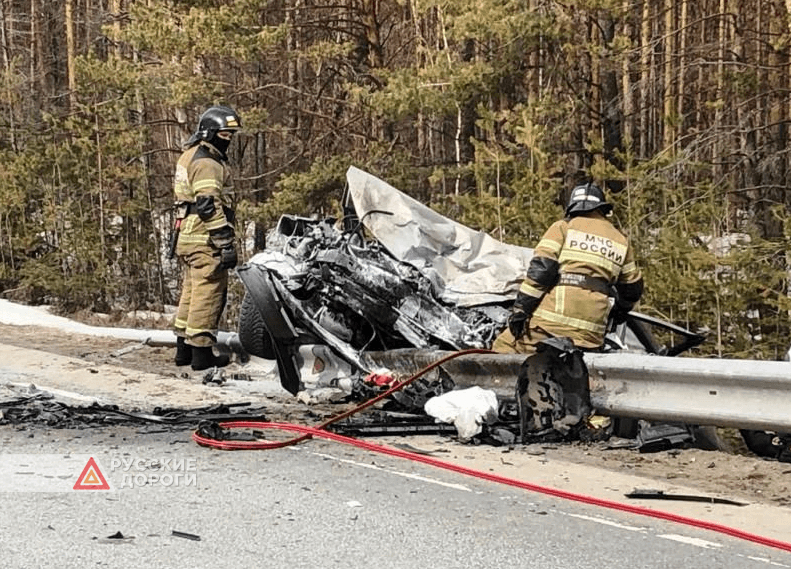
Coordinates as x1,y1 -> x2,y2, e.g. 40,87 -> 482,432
73,457 -> 111,490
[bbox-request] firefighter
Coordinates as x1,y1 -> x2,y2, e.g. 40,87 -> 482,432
492,182 -> 643,355
171,105 -> 241,371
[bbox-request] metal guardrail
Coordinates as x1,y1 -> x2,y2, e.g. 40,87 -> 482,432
586,352 -> 791,432
145,331 -> 243,353
362,350 -> 791,432
143,331 -> 791,432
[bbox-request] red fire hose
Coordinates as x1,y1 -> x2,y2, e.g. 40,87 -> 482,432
192,349 -> 791,554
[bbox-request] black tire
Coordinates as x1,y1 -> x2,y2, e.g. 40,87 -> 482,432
238,291 -> 276,359
612,417 -> 639,439
740,429 -> 783,458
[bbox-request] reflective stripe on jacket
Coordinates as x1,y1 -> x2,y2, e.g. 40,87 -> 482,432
521,211 -> 643,348
174,142 -> 233,248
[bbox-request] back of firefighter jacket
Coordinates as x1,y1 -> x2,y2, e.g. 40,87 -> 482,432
526,211 -> 642,348
174,142 -> 233,253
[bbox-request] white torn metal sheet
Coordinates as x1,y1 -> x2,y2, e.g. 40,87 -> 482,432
346,166 -> 534,307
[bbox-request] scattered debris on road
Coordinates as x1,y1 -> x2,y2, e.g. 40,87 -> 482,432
171,530 -> 201,541
625,488 -> 747,506
0,387 -> 268,428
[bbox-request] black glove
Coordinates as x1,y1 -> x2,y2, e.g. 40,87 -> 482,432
508,311 -> 529,340
509,291 -> 540,340
218,245 -> 237,271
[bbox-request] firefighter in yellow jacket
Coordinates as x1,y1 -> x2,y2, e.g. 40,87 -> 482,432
172,105 -> 241,371
493,183 -> 643,354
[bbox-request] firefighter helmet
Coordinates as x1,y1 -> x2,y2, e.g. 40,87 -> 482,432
564,183 -> 612,217
184,105 -> 241,148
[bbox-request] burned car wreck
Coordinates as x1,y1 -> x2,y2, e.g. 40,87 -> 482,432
235,167 -> 705,444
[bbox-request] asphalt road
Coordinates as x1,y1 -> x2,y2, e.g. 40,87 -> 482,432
1,425 -> 789,569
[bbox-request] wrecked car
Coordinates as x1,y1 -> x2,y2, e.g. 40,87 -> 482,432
235,167 -> 704,406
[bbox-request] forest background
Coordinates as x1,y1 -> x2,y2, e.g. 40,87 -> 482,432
1,0 -> 790,360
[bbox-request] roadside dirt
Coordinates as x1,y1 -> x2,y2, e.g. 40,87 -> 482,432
1,321 -> 789,510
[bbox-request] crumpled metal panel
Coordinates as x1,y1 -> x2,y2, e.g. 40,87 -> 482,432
346,166 -> 534,307
246,215 -> 509,352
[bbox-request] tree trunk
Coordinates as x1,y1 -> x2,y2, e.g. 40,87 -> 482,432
361,0 -> 383,68
621,0 -> 634,147
458,38 -> 476,168
639,0 -> 651,158
112,0 -> 122,59
0,0 -> 17,150
285,0 -> 300,131
94,106 -> 106,262
599,12 -> 624,191
662,0 -> 674,154
786,0 -> 791,127
28,0 -> 36,108
65,0 -> 77,109
589,16 -> 601,154
677,0 -> 687,142
713,0 -> 728,180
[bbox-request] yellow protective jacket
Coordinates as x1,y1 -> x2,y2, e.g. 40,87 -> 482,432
174,142 -> 234,253
519,211 -> 643,349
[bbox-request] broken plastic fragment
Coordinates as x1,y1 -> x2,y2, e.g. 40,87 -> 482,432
363,370 -> 396,387
172,530 -> 201,541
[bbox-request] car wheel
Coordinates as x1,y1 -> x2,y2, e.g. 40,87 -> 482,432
238,291 -> 276,359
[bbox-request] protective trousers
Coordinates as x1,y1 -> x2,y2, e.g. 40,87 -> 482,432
491,325 -> 554,355
174,248 -> 228,347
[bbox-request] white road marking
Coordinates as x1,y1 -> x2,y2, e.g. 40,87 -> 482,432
658,534 -> 722,549
564,512 -> 646,532
293,449 -> 791,564
307,450 -> 472,492
744,556 -> 791,568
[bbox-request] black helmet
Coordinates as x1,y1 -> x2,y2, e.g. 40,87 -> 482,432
184,105 -> 241,147
565,183 -> 613,217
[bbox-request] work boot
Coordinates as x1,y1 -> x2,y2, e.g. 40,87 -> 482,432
175,336 -> 192,367
190,346 -> 230,371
